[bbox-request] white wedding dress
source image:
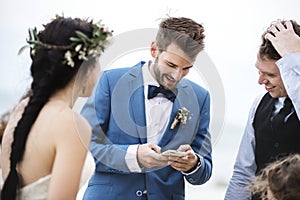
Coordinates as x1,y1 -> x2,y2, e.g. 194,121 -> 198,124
10,152 -> 95,200
17,175 -> 51,200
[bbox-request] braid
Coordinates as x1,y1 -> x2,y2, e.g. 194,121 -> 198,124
1,16 -> 109,199
1,21 -> 79,199
1,80 -> 55,199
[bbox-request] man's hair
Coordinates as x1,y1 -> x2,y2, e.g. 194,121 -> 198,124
155,17 -> 205,61
259,20 -> 300,60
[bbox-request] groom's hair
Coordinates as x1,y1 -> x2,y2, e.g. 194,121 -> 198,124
155,17 -> 205,61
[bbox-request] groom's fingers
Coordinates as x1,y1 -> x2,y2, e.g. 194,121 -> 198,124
177,144 -> 191,152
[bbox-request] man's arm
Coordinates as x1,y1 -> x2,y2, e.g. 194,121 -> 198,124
81,70 -> 169,173
277,53 -> 300,120
265,20 -> 300,57
184,89 -> 212,185
81,71 -> 131,173
266,20 -> 300,119
224,95 -> 262,200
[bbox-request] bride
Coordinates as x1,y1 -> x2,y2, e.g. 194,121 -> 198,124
0,15 -> 111,199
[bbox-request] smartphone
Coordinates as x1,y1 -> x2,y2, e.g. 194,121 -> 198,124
161,150 -> 186,157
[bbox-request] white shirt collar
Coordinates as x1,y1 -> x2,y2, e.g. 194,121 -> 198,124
278,97 -> 285,107
142,61 -> 159,87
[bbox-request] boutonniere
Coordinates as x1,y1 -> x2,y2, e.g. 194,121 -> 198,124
170,107 -> 190,130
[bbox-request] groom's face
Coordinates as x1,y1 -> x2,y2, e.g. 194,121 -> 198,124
151,43 -> 193,90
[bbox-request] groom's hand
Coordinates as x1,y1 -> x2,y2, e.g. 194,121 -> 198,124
168,144 -> 199,172
137,143 -> 169,168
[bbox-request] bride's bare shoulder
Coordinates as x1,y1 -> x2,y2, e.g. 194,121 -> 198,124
50,106 -> 91,148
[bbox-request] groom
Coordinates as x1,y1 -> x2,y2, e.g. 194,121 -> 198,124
81,17 -> 212,200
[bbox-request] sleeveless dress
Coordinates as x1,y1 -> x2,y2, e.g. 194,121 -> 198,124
1,100 -> 94,199
17,175 -> 51,200
14,152 -> 95,200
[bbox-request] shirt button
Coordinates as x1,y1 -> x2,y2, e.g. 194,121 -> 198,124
274,142 -> 280,148
136,190 -> 143,197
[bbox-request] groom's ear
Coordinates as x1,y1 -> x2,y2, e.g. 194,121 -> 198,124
150,42 -> 158,58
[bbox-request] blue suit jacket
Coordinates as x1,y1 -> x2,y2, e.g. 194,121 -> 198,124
81,61 -> 212,200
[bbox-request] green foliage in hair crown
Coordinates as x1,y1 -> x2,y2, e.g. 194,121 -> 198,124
19,15 -> 113,67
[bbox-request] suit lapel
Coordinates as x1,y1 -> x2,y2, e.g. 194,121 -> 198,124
120,65 -> 199,147
159,79 -> 200,150
127,64 -> 147,143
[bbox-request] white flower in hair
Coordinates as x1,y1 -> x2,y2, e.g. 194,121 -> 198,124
64,51 -> 75,67
18,14 -> 113,68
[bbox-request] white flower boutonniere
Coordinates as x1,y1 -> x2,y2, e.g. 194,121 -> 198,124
170,107 -> 190,130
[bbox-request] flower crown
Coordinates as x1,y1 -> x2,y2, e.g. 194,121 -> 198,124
19,15 -> 113,67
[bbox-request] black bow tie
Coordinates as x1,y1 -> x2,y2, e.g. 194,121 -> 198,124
148,85 -> 177,102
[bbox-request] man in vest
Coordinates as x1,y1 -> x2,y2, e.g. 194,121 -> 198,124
225,19 -> 300,200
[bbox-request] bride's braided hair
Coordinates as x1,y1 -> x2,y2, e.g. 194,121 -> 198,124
1,16 -> 111,199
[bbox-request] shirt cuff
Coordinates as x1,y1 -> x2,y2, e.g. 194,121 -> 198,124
125,144 -> 142,172
181,154 -> 203,175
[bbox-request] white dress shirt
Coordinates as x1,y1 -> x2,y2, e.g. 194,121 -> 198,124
125,64 -> 173,172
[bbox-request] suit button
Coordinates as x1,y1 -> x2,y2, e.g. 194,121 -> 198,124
136,190 -> 143,197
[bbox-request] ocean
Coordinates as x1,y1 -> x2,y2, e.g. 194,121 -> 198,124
1,78 -> 246,200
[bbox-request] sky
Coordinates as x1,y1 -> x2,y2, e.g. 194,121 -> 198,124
1,0 -> 299,117
1,0 -> 300,144
1,0 -> 299,136
1,0 -> 299,198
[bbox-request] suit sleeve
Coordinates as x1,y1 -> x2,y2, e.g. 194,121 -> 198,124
184,90 -> 213,185
81,71 -> 131,173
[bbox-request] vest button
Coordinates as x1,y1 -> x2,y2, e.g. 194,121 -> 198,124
274,142 -> 280,148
